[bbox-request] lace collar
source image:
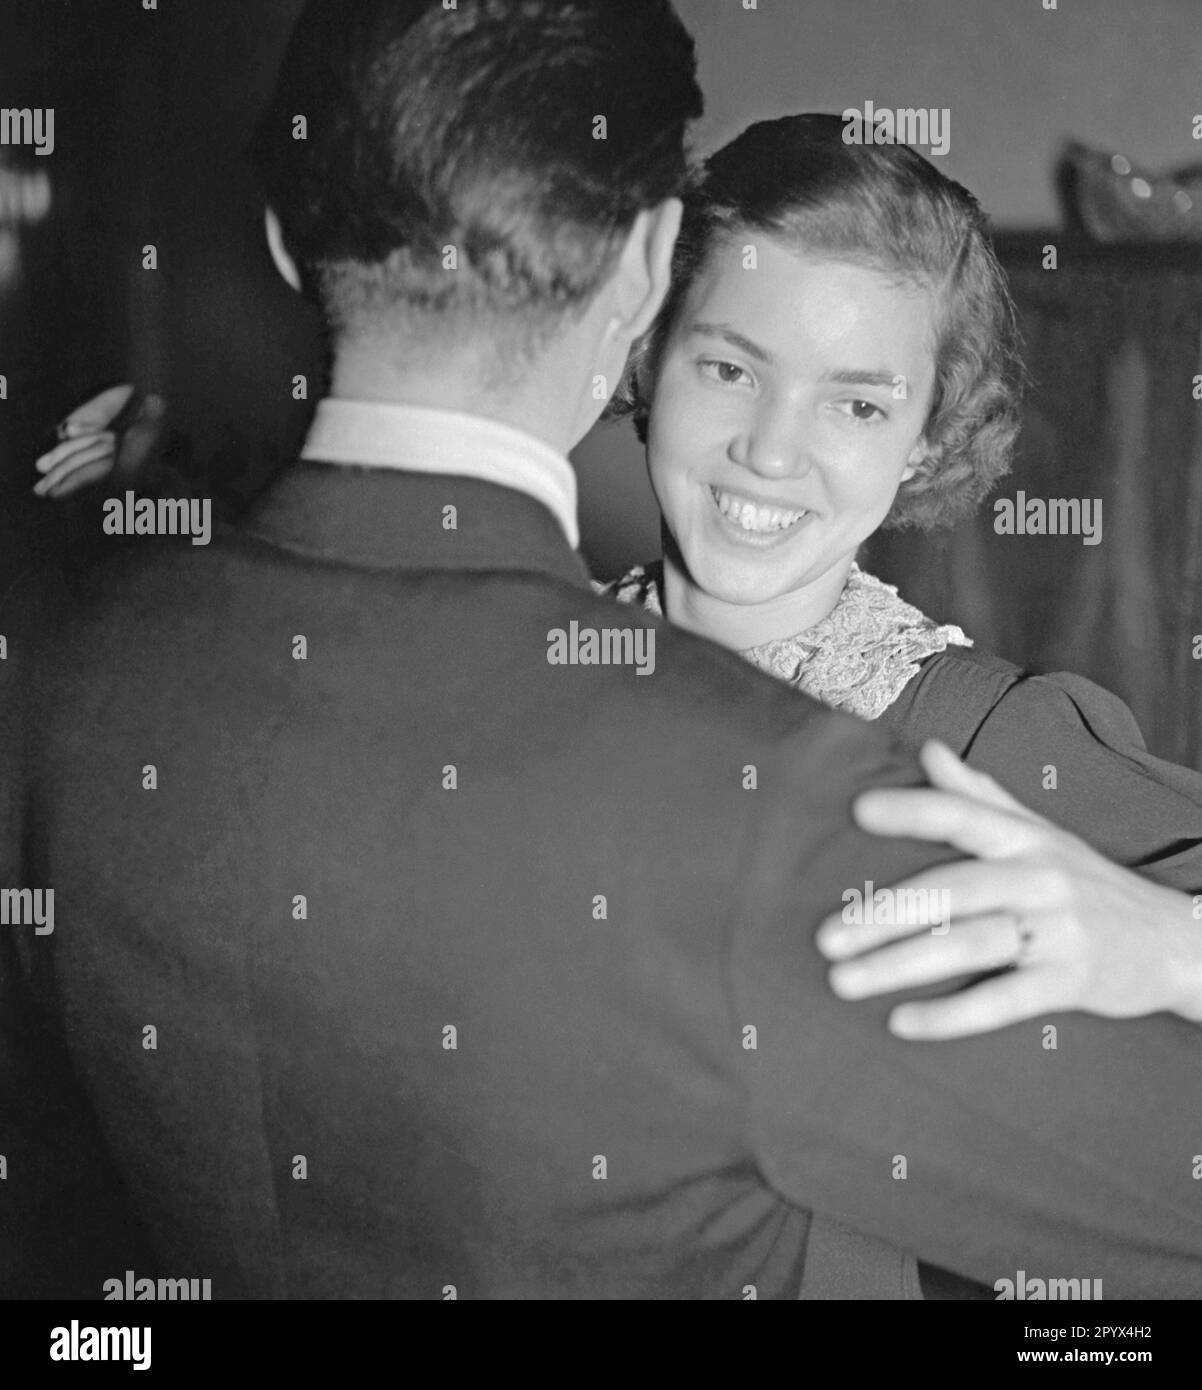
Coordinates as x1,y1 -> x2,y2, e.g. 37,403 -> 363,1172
605,561 -> 972,721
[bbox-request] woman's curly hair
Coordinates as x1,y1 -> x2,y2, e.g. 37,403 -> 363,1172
607,113 -> 1024,530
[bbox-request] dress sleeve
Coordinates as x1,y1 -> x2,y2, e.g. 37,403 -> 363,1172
962,671 -> 1202,890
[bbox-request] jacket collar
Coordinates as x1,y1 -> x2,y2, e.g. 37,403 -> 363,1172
299,397 -> 579,547
238,460 -> 592,588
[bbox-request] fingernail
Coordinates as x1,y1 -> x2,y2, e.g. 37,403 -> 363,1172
890,1007 -> 923,1038
829,965 -> 863,999
852,792 -> 886,825
815,927 -> 843,957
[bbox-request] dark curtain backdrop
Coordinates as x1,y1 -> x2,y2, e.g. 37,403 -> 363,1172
0,0 -> 315,595
866,238 -> 1202,769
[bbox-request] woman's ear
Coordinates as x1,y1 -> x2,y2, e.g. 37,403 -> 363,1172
902,437 -> 937,483
264,207 -> 303,293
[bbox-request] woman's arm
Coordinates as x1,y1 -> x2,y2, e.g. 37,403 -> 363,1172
816,741 -> 1202,1036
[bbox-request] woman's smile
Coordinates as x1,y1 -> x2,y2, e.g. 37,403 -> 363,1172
707,483 -> 815,545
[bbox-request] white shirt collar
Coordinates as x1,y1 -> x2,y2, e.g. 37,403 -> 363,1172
300,398 -> 579,549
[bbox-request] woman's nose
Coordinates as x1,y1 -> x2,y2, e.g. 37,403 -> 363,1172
729,409 -> 811,479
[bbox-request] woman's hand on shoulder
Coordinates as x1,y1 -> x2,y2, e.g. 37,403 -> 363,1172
816,741 -> 1202,1037
34,385 -> 167,499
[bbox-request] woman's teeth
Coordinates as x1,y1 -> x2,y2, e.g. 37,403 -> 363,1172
711,487 -> 807,533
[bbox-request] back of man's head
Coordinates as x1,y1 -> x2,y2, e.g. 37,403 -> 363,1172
253,0 -> 701,359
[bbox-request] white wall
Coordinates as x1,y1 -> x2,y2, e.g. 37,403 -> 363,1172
677,0 -> 1202,229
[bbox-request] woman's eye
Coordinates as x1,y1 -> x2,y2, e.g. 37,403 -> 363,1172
698,359 -> 752,388
837,399 -> 886,423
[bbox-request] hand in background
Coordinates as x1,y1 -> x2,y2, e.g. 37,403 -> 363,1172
34,385 -> 168,499
816,740 -> 1202,1037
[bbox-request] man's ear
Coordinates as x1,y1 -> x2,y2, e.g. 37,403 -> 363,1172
264,206 -> 303,293
611,198 -> 683,342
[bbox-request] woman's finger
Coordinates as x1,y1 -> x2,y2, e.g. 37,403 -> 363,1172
41,457 -> 119,500
816,858 -> 1053,958
853,784 -> 1039,861
36,432 -> 116,475
917,740 -> 1031,818
828,912 -> 1024,1000
57,383 -> 135,438
887,968 -> 1059,1040
33,436 -> 118,496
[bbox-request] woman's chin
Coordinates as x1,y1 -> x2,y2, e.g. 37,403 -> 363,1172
686,559 -> 809,610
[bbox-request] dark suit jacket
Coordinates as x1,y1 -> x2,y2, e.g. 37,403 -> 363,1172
2,461 -> 1201,1299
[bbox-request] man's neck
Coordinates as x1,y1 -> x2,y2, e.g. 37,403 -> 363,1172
329,339 -> 585,459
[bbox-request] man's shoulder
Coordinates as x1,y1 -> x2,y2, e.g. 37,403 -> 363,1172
585,557 -> 873,747
4,542 -> 910,808
562,579 -> 909,790
2,538 -> 236,645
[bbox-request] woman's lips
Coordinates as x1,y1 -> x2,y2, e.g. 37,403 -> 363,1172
708,485 -> 813,544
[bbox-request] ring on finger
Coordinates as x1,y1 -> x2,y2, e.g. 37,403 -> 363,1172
1011,914 -> 1035,969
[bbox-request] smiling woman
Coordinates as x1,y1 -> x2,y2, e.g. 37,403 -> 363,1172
646,243 -> 936,645
606,112 -> 1020,658
601,113 -> 1202,1045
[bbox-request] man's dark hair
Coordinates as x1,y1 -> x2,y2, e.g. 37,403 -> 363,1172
252,0 -> 702,350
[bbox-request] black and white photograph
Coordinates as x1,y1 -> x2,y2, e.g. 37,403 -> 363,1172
1,0 -> 1200,1362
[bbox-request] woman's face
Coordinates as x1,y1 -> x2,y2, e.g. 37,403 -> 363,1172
646,234 -> 939,610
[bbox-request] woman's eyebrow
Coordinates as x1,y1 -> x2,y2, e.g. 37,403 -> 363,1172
689,322 -> 774,364
820,368 -> 900,387
688,326 -> 901,390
